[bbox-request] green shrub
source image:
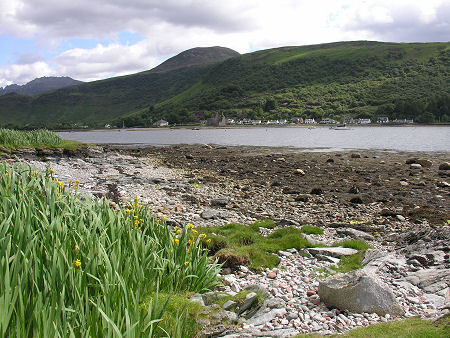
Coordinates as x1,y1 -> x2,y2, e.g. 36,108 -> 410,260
333,239 -> 372,251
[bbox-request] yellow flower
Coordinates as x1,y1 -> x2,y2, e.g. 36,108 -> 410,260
134,215 -> 138,220
140,219 -> 144,223
191,229 -> 198,234
134,220 -> 139,226
188,239 -> 193,246
176,229 -> 182,234
50,168 -> 55,174
175,238 -> 179,245
199,233 -> 206,239
74,179 -> 80,185
184,261 -> 189,267
206,239 -> 211,244
74,244 -> 79,254
187,223 -> 194,229
173,226 -> 178,231
73,259 -> 81,268
187,249 -> 190,254
57,181 -> 64,187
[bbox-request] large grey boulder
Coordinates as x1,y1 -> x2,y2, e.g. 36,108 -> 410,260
318,270 -> 404,316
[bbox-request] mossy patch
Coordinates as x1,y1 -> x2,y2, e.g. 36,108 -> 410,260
300,225 -> 324,235
201,221 -> 311,272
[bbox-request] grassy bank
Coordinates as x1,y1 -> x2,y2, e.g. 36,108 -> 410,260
0,162 -> 220,336
0,128 -> 85,149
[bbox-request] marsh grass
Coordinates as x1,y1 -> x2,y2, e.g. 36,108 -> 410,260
0,162 -> 220,336
0,128 -> 63,148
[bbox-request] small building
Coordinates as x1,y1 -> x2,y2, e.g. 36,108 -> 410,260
344,116 -> 354,124
251,120 -> 262,125
291,117 -> 303,124
355,118 -> 371,124
153,119 -> 169,127
206,113 -> 226,127
320,118 -> 336,124
304,118 -> 316,124
266,120 -> 280,124
377,117 -> 389,124
104,124 -> 112,129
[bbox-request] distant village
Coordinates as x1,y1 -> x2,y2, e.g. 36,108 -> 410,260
106,114 -> 414,129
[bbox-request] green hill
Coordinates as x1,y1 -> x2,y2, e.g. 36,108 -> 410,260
1,41 -> 449,128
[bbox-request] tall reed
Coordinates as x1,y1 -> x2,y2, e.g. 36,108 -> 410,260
0,128 -> 63,148
0,162 -> 220,336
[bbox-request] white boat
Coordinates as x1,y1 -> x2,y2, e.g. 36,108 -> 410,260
331,124 -> 350,130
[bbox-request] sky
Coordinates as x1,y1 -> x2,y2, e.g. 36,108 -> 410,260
0,0 -> 449,86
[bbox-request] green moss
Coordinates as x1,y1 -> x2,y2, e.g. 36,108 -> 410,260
201,222 -> 311,272
333,239 -> 372,251
295,317 -> 450,337
300,225 -> 324,235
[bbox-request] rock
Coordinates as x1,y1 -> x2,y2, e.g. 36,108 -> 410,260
315,254 -> 340,264
326,158 -> 334,163
246,308 -> 287,326
295,169 -> 306,176
404,268 -> 450,294
348,186 -> 360,194
439,162 -> 450,170
351,153 -> 361,159
396,215 -> 406,222
267,271 -> 277,279
237,292 -> 259,315
336,228 -> 375,241
190,293 -> 206,306
318,270 -> 404,316
350,196 -> 363,204
310,187 -> 323,195
295,194 -> 309,202
437,181 -> 450,187
380,208 -> 397,217
303,234 -> 327,246
416,158 -> 432,168
410,163 -> 422,169
265,297 -> 286,309
406,158 -> 419,164
223,300 -> 237,311
308,247 -> 358,258
243,284 -> 270,298
201,209 -> 221,219
282,187 -> 301,194
210,198 -> 229,207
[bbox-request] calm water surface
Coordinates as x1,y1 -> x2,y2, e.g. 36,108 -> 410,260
58,126 -> 450,152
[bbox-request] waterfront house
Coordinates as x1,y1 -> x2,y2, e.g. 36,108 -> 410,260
320,118 -> 336,124
377,117 -> 389,124
153,119 -> 169,127
291,117 -> 303,124
344,116 -> 354,124
355,118 -> 371,124
304,118 -> 316,124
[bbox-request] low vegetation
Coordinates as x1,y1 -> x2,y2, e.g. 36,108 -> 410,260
0,162 -> 220,336
0,128 -> 85,150
295,317 -> 450,337
200,222 -> 311,271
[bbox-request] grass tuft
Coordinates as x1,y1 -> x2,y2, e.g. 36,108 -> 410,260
300,225 -> 324,235
333,239 -> 372,251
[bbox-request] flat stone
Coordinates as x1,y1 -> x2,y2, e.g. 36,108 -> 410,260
246,308 -> 287,326
201,209 -> 221,219
308,247 -> 358,258
223,300 -> 238,311
336,228 -> 375,241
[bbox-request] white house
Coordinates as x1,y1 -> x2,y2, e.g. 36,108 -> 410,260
153,119 -> 169,127
304,118 -> 316,124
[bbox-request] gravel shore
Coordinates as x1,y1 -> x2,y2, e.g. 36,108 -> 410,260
3,144 -> 449,336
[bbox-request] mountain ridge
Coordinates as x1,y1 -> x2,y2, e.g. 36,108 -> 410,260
0,76 -> 83,96
0,41 -> 448,128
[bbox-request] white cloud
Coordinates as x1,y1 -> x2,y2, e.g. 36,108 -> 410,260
0,0 -> 448,84
0,62 -> 53,86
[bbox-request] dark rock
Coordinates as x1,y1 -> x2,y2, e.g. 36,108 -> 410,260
406,158 -> 419,164
310,187 -> 323,195
351,153 -> 361,159
326,158 -> 334,163
380,208 -> 397,217
416,158 -> 432,168
295,194 -> 309,202
350,196 -> 363,204
336,228 -> 375,241
185,154 -> 194,159
210,198 -> 229,207
348,186 -> 360,194
283,187 -> 301,194
439,162 -> 450,170
237,292 -> 258,315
